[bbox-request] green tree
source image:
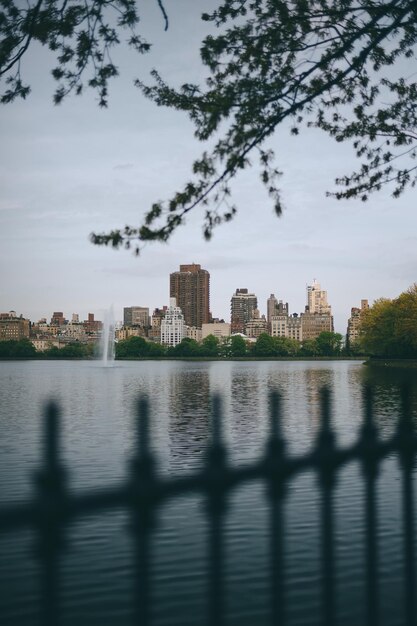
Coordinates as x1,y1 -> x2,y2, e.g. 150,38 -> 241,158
229,334 -> 247,357
360,285 -> 417,357
146,341 -> 166,357
253,333 -> 275,357
116,335 -> 151,358
300,339 -> 319,357
200,334 -> 219,357
90,0 -> 417,251
359,298 -> 396,356
0,0 -> 167,106
272,336 -> 300,356
315,332 -> 343,356
43,345 -> 62,358
59,342 -> 89,357
392,284 -> 417,357
0,340 -> 13,357
16,338 -> 37,356
171,337 -> 200,357
0,338 -> 37,357
344,333 -> 367,356
42,341 -> 91,358
1,2 -> 416,252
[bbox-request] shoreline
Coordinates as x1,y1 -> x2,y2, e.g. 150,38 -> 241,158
115,356 -> 367,362
365,358 -> 417,369
0,356 -> 367,362
3,357 -> 416,367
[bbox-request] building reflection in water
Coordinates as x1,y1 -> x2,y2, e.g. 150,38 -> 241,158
264,364 -> 335,455
229,363 -> 264,463
167,365 -> 211,471
303,367 -> 332,427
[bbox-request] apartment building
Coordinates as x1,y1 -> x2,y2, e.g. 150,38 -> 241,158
230,288 -> 258,334
347,299 -> 369,345
160,298 -> 185,347
0,312 -> 30,341
170,264 -> 210,329
123,306 -> 150,328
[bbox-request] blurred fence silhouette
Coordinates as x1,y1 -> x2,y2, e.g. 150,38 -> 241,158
0,386 -> 415,626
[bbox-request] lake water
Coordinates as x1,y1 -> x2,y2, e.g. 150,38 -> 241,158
0,359 -> 416,625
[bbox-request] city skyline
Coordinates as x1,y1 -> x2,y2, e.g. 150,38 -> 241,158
3,260 -> 416,338
2,274 -> 359,336
1,3 -> 415,336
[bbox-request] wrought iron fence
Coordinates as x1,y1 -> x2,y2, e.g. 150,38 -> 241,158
0,386 -> 415,626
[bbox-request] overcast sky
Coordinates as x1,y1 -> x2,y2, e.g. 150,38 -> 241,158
0,1 -> 416,334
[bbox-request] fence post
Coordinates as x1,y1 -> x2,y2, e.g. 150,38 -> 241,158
2,387 -> 417,626
130,396 -> 156,626
206,394 -> 227,626
317,387 -> 337,626
397,385 -> 416,626
361,385 -> 379,626
35,400 -> 67,626
266,391 -> 286,626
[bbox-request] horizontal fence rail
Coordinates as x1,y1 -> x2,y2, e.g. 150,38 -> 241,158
0,386 -> 416,626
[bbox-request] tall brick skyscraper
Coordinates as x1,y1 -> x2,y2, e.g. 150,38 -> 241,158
169,264 -> 210,328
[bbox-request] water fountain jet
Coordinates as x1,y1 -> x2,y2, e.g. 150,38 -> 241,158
100,307 -> 115,366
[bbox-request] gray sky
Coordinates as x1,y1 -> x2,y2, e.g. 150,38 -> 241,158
0,1 -> 416,334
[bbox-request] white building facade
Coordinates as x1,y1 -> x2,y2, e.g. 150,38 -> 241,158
307,279 -> 332,315
160,298 -> 185,347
